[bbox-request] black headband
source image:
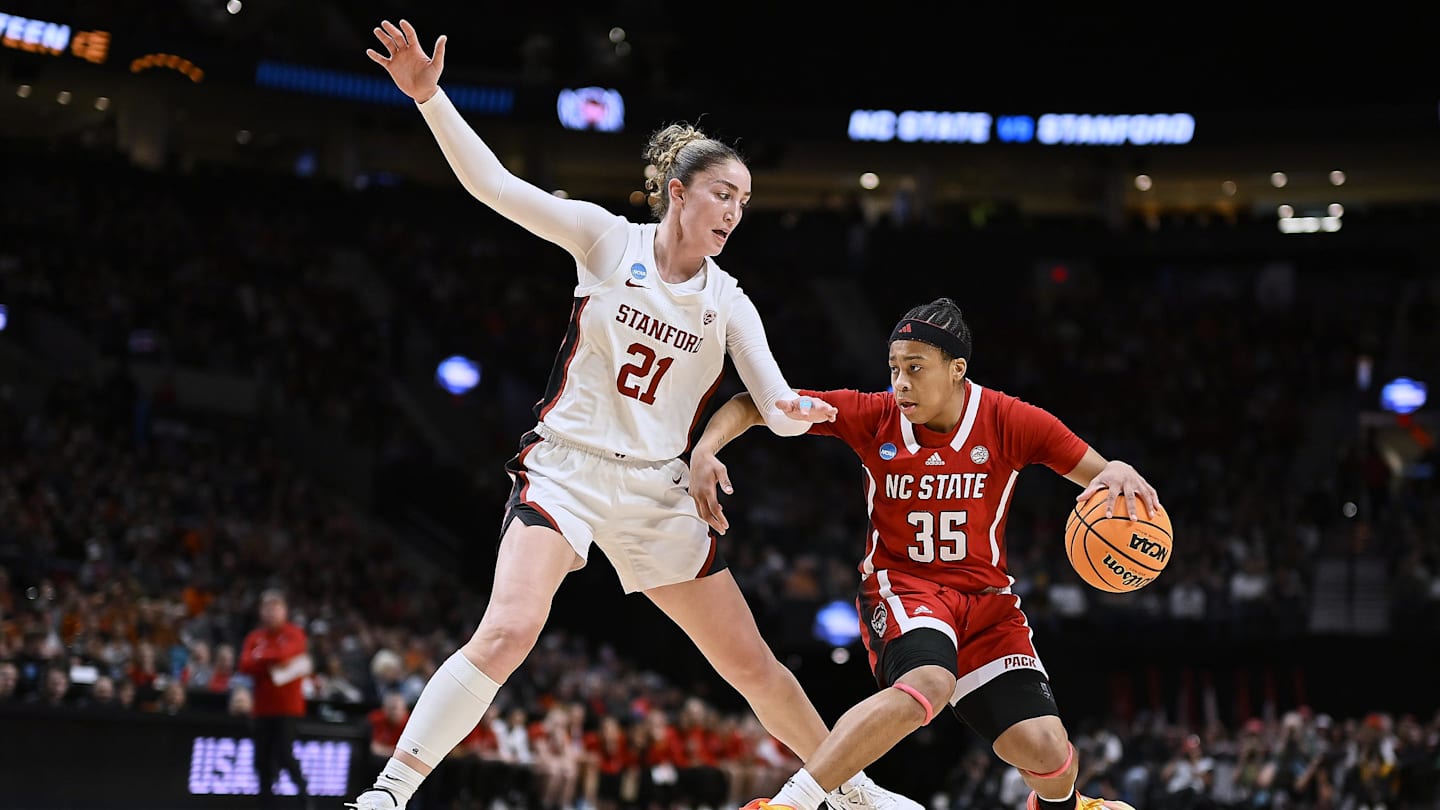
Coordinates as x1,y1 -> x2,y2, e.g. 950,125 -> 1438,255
889,319 -> 971,360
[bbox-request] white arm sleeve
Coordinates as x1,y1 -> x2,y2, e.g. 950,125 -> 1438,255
416,88 -> 629,280
726,293 -> 809,437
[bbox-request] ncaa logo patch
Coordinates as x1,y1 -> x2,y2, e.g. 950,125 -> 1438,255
879,442 -> 898,461
630,262 -> 648,280
870,604 -> 888,636
970,445 -> 990,464
703,309 -> 716,325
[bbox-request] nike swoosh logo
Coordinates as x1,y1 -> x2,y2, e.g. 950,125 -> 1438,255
672,475 -> 683,484
626,279 -> 645,288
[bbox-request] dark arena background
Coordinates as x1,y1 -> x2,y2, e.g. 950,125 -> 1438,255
2,2 -> 1439,809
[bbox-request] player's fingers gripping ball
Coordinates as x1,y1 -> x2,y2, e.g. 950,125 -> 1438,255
1066,489 -> 1173,593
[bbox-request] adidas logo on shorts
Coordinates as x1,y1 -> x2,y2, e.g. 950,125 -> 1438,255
925,452 -> 944,466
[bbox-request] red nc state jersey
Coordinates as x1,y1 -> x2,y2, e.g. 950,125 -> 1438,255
800,381 -> 1088,593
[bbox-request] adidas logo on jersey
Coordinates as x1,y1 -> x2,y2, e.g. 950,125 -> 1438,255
925,452 -> 944,466
912,605 -> 933,615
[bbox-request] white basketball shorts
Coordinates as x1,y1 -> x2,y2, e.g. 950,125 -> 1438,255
500,424 -> 726,593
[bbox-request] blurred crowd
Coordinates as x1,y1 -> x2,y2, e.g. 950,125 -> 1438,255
2,136 -> 1440,809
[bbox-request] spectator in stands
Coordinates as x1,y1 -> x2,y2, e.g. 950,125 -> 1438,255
741,713 -> 802,805
209,644 -> 238,693
313,652 -> 367,705
157,679 -> 188,716
0,660 -> 18,702
227,685 -> 254,718
1159,734 -> 1214,809
676,697 -> 728,809
584,714 -> 637,810
444,708 -> 508,810
637,708 -> 684,809
87,674 -> 119,710
370,691 -> 410,760
1341,714 -> 1398,809
183,640 -> 216,691
15,630 -> 51,695
533,703 -> 584,810
493,705 -> 539,808
115,678 -> 138,711
25,665 -> 72,709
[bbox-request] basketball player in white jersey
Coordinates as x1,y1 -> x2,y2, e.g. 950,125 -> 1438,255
350,20 -> 922,810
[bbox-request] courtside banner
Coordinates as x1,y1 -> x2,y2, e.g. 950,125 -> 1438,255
0,704 -> 368,809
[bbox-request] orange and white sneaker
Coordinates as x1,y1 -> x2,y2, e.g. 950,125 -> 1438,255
741,801 -> 796,810
1027,792 -> 1136,810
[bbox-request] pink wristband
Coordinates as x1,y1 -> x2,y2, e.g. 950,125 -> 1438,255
1025,742 -> 1076,780
892,683 -> 934,726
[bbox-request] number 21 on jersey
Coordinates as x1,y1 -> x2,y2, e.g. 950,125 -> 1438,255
616,342 -> 674,406
906,510 -> 969,562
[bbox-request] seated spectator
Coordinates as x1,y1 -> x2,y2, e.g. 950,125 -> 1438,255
24,665 -> 72,709
584,714 -> 637,810
676,697 -> 728,809
156,679 -> 188,716
209,644 -> 239,694
0,661 -> 18,703
493,706 -> 539,808
86,674 -> 119,710
636,708 -> 683,810
311,652 -> 365,705
533,703 -> 583,810
227,686 -> 254,718
367,691 -> 408,762
183,640 -> 215,691
438,707 -> 508,810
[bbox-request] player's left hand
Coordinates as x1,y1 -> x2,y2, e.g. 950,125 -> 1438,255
689,448 -> 733,535
1077,460 -> 1161,520
775,395 -> 837,423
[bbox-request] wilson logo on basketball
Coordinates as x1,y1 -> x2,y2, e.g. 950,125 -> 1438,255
1129,534 -> 1169,562
1101,554 -> 1154,589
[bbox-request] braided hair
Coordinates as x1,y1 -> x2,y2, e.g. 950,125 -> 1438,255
642,123 -> 744,221
899,298 -> 973,361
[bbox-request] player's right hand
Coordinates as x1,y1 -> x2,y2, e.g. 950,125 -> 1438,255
775,395 -> 837,422
688,449 -> 733,535
366,19 -> 446,104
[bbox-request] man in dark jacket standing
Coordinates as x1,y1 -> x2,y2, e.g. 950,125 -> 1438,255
240,588 -> 313,809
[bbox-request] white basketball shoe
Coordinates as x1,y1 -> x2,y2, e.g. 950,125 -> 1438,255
345,787 -> 403,809
826,775 -> 925,810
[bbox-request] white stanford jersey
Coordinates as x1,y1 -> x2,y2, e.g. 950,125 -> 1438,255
535,223 -> 744,461
801,381 -> 1089,593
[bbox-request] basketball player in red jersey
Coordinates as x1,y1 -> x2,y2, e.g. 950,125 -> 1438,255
690,298 -> 1162,810
351,19 -> 920,810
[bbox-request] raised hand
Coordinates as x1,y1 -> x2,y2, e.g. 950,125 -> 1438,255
365,19 -> 446,103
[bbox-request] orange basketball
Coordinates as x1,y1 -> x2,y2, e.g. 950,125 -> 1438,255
1064,489 -> 1172,592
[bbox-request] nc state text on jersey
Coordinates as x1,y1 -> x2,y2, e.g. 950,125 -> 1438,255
615,305 -> 704,354
884,472 -> 989,500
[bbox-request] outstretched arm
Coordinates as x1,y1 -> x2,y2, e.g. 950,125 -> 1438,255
368,19 -> 626,273
725,294 -> 837,437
